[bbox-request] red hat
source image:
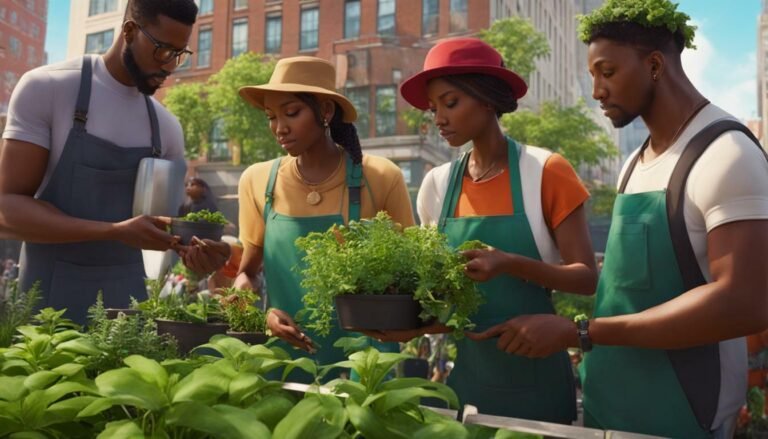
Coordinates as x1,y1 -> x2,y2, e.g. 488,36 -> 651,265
400,38 -> 527,111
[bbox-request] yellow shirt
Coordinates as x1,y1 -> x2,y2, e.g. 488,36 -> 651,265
239,154 -> 416,247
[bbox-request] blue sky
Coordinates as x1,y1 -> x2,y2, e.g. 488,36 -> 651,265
44,0 -> 761,119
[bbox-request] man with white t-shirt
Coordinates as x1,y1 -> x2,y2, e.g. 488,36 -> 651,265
0,0 -> 198,323
467,1 -> 768,437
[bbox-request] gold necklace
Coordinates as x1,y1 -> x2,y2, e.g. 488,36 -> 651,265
648,99 -> 710,153
294,148 -> 344,205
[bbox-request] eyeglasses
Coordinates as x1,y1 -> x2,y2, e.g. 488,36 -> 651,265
133,22 -> 193,66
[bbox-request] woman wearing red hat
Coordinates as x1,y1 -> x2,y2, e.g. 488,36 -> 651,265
397,38 -> 598,422
180,56 -> 414,381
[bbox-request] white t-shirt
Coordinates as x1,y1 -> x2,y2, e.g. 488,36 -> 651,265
618,103 -> 768,430
2,56 -> 185,196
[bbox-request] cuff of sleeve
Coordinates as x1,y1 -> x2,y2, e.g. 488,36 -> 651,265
705,197 -> 768,232
2,130 -> 51,150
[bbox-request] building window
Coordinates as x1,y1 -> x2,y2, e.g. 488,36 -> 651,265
84,30 -> 113,54
9,37 -> 21,59
177,53 -> 191,70
375,86 -> 396,136
197,28 -> 212,67
300,8 -> 319,51
10,10 -> 17,24
30,23 -> 39,38
209,119 -> 231,162
196,0 -> 213,15
450,0 -> 468,32
26,0 -> 35,12
422,0 -> 439,36
234,0 -> 248,10
399,161 -> 412,185
231,18 -> 248,58
345,86 -> 370,138
88,0 -> 117,16
27,46 -> 35,65
344,0 -> 361,40
265,15 -> 282,54
0,8 -> 5,20
378,0 -> 395,36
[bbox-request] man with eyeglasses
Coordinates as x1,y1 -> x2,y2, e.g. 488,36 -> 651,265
0,0 -> 198,323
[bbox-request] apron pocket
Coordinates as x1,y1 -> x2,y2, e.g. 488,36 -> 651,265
49,260 -> 146,323
70,164 -> 137,223
604,222 -> 651,290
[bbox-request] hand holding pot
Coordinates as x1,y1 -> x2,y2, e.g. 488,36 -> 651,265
266,308 -> 316,353
466,314 -> 578,358
113,215 -> 178,250
462,247 -> 510,282
178,238 -> 231,275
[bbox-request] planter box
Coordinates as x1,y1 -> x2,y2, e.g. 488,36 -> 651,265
104,308 -> 141,319
170,219 -> 224,245
155,319 -> 228,354
335,294 -> 425,331
226,331 -> 269,345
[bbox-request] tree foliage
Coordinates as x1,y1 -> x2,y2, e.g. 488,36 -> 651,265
501,100 -> 617,168
478,17 -> 550,80
163,82 -> 213,160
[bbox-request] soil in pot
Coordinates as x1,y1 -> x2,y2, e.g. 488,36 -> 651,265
335,294 -> 424,331
155,319 -> 228,354
105,308 -> 141,319
170,219 -> 224,245
226,331 -> 269,345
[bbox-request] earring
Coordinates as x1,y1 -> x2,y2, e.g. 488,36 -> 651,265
323,119 -> 330,137
652,73 -> 658,81
323,119 -> 329,128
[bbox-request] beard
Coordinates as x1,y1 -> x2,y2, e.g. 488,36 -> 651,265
607,108 -> 638,128
122,45 -> 168,95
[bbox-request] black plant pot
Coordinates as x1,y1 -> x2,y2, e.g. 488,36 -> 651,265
335,294 -> 424,331
105,308 -> 141,319
226,331 -> 269,345
155,319 -> 228,354
170,219 -> 225,245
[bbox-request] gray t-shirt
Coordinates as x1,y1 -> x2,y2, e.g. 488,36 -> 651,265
2,56 -> 185,196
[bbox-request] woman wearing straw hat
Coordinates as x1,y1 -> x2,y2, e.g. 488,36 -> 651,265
181,56 -> 414,378
379,38 -> 598,422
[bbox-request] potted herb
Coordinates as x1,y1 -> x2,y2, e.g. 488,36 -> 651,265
170,209 -> 227,245
217,287 -> 269,345
296,212 -> 484,336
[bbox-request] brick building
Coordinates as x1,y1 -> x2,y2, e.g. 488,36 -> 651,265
0,0 -> 47,115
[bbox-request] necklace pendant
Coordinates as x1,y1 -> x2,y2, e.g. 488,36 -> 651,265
307,191 -> 322,205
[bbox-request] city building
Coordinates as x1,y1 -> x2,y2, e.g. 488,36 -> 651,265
0,0 -> 48,115
758,0 -> 768,148
66,0 -> 126,59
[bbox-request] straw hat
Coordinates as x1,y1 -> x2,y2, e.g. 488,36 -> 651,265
239,56 -> 357,123
400,38 -> 527,111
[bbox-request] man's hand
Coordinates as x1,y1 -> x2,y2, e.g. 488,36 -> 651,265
112,215 -> 178,250
466,314 -> 578,358
178,239 -> 231,275
462,247 -> 510,282
266,308 -> 316,353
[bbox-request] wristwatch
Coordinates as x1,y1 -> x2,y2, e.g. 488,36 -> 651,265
574,314 -> 592,352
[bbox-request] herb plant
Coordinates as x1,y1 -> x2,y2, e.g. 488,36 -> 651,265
0,281 -> 40,347
296,212 -> 484,337
218,287 -> 266,333
179,209 -> 228,225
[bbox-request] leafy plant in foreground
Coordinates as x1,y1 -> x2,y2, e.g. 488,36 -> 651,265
179,209 -> 228,225
0,281 -> 41,348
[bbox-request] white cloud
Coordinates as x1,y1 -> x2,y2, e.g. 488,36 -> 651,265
682,21 -> 757,121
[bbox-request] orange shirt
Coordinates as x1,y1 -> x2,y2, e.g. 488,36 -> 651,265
455,153 -> 589,230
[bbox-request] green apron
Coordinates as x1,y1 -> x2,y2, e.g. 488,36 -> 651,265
438,137 -> 576,422
581,164 -> 709,437
262,154 -> 395,383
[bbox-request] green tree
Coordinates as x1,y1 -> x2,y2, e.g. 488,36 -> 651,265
206,52 -> 279,165
501,100 -> 617,168
478,17 -> 550,80
164,82 -> 213,160
586,181 -> 618,217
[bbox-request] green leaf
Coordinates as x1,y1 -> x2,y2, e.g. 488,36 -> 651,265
273,395 -> 347,439
77,397 -> 116,418
166,401 -> 271,439
95,368 -> 169,411
412,421 -> 469,439
281,357 -> 317,382
364,388 -> 458,413
171,362 -> 230,405
43,395 -> 98,427
51,363 -> 85,377
346,403 -> 410,439
124,355 -> 168,390
8,431 -> 48,439
327,379 -> 367,405
248,393 -> 296,430
56,338 -> 101,356
96,420 -> 145,439
23,371 -> 59,391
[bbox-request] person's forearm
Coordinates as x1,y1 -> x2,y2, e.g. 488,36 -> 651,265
502,252 -> 596,295
590,280 -> 768,349
0,194 -> 114,243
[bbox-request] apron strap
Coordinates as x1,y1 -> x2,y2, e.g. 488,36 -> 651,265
438,152 -> 469,232
144,96 -> 162,158
506,138 -> 525,215
73,55 -> 93,130
664,119 -> 767,432
264,158 -> 282,218
617,136 -> 649,194
346,155 -> 362,222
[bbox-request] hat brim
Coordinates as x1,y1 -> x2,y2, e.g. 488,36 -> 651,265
400,65 -> 528,111
239,84 -> 358,123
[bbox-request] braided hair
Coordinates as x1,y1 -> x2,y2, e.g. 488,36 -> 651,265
295,93 -> 364,165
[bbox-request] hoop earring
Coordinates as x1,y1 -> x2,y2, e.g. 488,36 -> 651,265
323,119 -> 330,137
